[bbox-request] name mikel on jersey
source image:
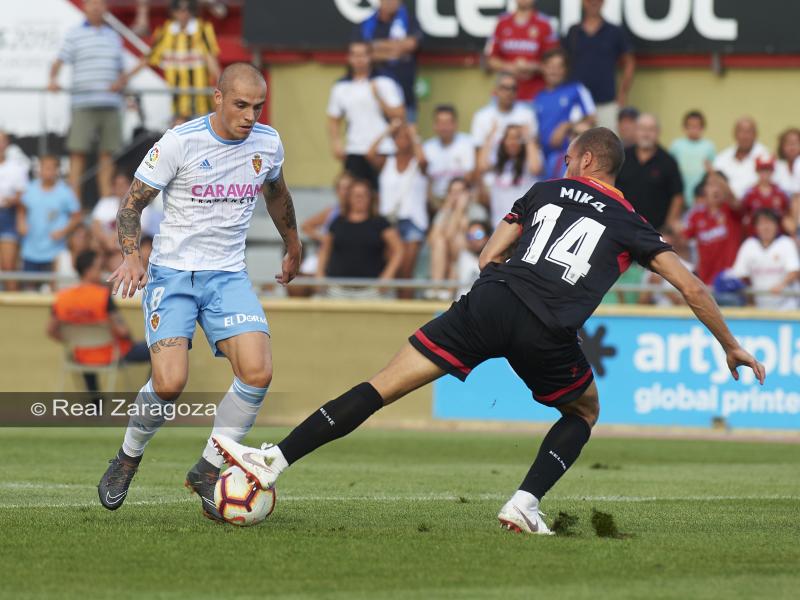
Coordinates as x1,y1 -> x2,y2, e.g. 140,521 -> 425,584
560,187 -> 606,213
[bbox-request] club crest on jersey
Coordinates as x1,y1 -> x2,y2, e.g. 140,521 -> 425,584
150,312 -> 161,331
252,153 -> 263,175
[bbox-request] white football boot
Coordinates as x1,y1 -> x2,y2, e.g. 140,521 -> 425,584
211,434 -> 285,490
497,490 -> 554,535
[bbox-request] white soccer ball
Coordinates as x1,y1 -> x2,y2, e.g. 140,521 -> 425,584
214,465 -> 275,526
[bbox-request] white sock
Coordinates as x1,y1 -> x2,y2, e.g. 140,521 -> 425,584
202,377 -> 267,468
511,490 -> 540,511
122,379 -> 169,458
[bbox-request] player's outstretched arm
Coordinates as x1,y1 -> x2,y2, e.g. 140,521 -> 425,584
478,221 -> 522,270
264,170 -> 302,285
108,178 -> 160,298
649,251 -> 766,384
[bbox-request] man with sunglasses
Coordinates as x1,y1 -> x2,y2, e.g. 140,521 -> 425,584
470,73 -> 537,170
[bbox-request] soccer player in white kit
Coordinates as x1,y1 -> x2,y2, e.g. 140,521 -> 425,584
98,63 -> 301,521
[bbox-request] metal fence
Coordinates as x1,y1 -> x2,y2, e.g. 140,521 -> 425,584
1,270 -> 799,302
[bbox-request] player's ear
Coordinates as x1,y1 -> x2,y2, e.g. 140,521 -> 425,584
213,88 -> 223,109
581,151 -> 593,172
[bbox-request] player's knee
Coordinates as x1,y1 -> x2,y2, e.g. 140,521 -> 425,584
151,371 -> 187,402
560,391 -> 600,428
237,364 -> 272,390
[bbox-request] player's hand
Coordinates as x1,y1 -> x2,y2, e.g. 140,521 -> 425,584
108,255 -> 147,299
275,243 -> 301,286
47,80 -> 61,92
726,346 -> 766,384
50,228 -> 66,241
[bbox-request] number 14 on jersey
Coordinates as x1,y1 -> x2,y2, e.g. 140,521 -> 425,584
522,203 -> 606,285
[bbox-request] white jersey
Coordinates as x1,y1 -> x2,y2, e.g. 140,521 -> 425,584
731,236 -> 800,310
135,115 -> 284,271
423,133 -> 476,198
470,102 -> 537,162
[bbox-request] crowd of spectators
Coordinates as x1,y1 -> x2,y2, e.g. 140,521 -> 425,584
306,0 -> 800,309
2,0 -> 799,312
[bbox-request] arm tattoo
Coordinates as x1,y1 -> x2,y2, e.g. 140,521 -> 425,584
265,175 -> 297,242
117,178 -> 160,256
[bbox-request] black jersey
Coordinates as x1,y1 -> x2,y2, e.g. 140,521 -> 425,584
475,177 -> 673,337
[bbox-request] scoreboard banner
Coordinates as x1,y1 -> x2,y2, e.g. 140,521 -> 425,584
244,0 -> 798,55
433,313 -> 800,430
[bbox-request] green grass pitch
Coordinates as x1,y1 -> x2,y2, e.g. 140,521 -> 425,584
1,427 -> 798,599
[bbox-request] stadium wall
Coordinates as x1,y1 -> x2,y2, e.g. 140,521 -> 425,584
270,63 -> 799,188
3,296 -> 800,431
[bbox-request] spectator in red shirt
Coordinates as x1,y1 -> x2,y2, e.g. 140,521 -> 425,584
740,155 -> 796,236
683,172 -> 743,285
484,0 -> 559,101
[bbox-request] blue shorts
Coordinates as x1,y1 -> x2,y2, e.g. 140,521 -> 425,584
396,218 -> 426,243
0,207 -> 18,242
143,263 -> 269,357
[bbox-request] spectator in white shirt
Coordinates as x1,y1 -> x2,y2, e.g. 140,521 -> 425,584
731,209 -> 800,310
470,73 -> 537,170
478,124 -> 542,226
713,117 -> 769,199
367,121 -> 428,297
327,41 -> 405,189
774,127 -> 800,196
422,105 -> 475,210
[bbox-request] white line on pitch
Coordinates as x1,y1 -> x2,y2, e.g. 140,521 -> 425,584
1,492 -> 798,509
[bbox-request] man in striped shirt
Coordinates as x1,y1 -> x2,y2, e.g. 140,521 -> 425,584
48,0 -> 126,203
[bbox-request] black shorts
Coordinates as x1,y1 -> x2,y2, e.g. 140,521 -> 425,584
409,282 -> 594,407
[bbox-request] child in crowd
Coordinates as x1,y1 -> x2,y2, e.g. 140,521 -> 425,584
740,155 -> 796,236
682,173 -> 743,285
18,155 -> 82,285
730,209 -> 800,310
669,110 -> 715,210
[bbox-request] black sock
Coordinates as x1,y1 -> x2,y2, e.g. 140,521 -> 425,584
278,382 -> 384,465
519,414 -> 592,500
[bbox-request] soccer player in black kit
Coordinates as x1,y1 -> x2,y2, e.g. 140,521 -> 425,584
214,128 -> 765,534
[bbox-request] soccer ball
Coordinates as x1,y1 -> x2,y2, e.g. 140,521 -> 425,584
214,465 -> 275,526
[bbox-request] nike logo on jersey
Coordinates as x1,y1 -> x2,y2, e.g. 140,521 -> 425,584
200,159 -> 213,169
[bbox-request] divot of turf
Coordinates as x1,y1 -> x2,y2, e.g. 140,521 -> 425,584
589,463 -> 620,470
591,508 -> 630,539
551,511 -> 579,536
417,523 -> 431,533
